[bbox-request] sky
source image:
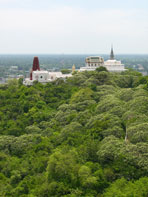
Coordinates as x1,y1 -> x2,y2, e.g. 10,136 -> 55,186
0,0 -> 148,54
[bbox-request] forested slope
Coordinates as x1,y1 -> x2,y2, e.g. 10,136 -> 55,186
0,68 -> 148,196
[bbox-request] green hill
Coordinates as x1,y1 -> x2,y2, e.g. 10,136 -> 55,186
0,69 -> 148,196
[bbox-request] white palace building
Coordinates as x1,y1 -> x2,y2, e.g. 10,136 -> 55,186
80,47 -> 126,72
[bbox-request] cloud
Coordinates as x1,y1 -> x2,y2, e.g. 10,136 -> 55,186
0,6 -> 147,53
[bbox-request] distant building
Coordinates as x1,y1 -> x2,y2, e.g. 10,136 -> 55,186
10,66 -> 18,71
32,70 -> 50,83
137,64 -> 144,71
104,46 -> 126,72
79,46 -> 126,72
23,57 -> 72,86
80,56 -> 104,71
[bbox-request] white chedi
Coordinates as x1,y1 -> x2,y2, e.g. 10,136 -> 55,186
79,47 -> 126,72
104,59 -> 126,72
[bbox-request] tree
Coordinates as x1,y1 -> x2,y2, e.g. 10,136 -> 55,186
70,88 -> 94,103
61,69 -> 71,74
47,149 -> 79,186
96,66 -> 108,72
103,177 -> 148,197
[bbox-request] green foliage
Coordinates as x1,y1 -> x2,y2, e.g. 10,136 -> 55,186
97,136 -> 148,178
0,69 -> 148,196
96,66 -> 108,72
70,88 -> 94,103
61,69 -> 71,74
47,149 -> 79,186
103,177 -> 148,197
127,123 -> 148,143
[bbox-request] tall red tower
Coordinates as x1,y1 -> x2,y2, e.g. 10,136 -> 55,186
30,57 -> 40,80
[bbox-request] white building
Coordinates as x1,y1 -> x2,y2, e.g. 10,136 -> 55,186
104,59 -> 125,72
23,56 -> 73,86
80,56 -> 104,72
23,70 -> 72,86
33,71 -> 51,83
79,47 -> 126,72
104,47 -> 126,72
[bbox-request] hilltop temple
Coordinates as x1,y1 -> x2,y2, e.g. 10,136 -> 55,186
23,57 -> 72,86
80,47 -> 126,72
23,47 -> 126,85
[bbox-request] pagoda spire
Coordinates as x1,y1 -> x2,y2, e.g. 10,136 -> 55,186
110,45 -> 115,60
30,57 -> 40,80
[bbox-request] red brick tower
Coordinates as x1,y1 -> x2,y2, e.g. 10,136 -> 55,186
30,57 -> 40,80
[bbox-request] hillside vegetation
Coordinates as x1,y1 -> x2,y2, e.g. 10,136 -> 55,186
0,69 -> 148,196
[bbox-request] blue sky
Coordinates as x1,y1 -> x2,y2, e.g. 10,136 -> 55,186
0,0 -> 148,54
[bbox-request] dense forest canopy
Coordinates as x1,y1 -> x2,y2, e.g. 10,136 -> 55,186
0,69 -> 148,196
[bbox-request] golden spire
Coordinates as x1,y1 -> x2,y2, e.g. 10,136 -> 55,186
72,64 -> 76,73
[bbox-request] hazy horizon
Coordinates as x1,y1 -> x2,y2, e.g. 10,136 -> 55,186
0,53 -> 148,56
